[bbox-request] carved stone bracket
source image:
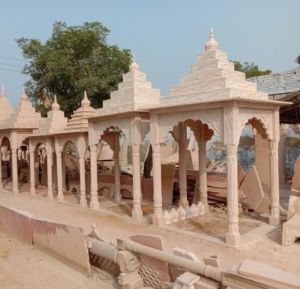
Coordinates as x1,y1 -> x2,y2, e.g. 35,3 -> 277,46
158,109 -> 223,144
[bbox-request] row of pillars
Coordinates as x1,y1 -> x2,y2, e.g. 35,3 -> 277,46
150,118 -> 280,247
89,132 -> 143,222
151,122 -> 209,225
29,146 -> 88,207
0,126 -> 280,248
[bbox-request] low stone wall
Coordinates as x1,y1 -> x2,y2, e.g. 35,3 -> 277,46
0,205 -> 91,275
31,218 -> 91,275
0,205 -> 32,244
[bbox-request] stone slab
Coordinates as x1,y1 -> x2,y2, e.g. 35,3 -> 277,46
142,177 -> 154,201
240,165 -> 265,212
161,164 -> 175,205
292,155 -> 300,191
282,214 -> 300,246
287,195 -> 300,219
31,218 -> 91,275
238,259 -> 300,289
0,205 -> 33,244
129,234 -> 171,285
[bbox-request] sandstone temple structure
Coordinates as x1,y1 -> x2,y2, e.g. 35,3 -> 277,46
0,31 -> 291,249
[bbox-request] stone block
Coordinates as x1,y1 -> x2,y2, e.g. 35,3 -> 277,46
31,218 -> 91,275
0,205 -> 33,244
129,234 -> 171,285
239,165 -> 266,212
161,164 -> 175,205
282,214 -> 300,246
238,259 -> 300,288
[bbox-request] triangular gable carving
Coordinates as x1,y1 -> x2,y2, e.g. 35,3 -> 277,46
33,96 -> 67,135
161,30 -> 268,106
3,92 -> 41,130
98,58 -> 160,115
0,89 -> 15,126
64,91 -> 96,132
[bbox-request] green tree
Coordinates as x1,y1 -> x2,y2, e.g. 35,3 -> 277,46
232,61 -> 272,79
17,21 -> 131,117
296,55 -> 300,65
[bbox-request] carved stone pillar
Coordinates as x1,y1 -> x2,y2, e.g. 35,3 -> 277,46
90,144 -> 99,210
56,151 -> 64,202
62,152 -> 66,190
114,132 -> 122,202
0,149 -> 3,190
152,143 -> 163,225
151,114 -> 163,225
29,149 -> 35,195
225,144 -> 240,247
198,139 -> 208,211
132,144 -> 143,222
179,122 -> 188,207
11,148 -> 18,194
46,150 -> 53,199
269,140 -> 280,225
279,124 -> 289,185
79,152 -> 87,208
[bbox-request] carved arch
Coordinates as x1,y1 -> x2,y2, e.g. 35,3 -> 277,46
239,109 -> 273,140
157,109 -> 223,144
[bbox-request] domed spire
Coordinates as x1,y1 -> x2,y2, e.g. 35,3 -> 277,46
51,95 -> 60,111
205,28 -> 218,51
20,89 -> 29,101
81,90 -> 90,108
129,56 -> 140,72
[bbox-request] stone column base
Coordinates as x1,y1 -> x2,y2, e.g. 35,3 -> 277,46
132,207 -> 143,223
269,214 -> 280,226
80,197 -> 88,208
152,213 -> 164,226
179,198 -> 189,208
114,192 -> 122,203
90,197 -> 99,210
225,232 -> 240,248
57,193 -> 64,203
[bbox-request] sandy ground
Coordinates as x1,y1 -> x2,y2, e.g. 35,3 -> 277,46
0,188 -> 299,289
0,231 -> 117,289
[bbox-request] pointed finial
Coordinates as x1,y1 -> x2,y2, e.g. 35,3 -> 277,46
1,84 -> 5,97
129,56 -> 140,72
81,90 -> 90,108
205,28 -> 218,51
51,95 -> 60,111
20,89 -> 29,101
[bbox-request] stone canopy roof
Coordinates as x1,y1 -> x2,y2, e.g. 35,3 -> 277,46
33,96 -> 67,136
0,91 -> 41,130
96,58 -> 160,116
0,87 -> 15,126
64,91 -> 96,132
160,30 -> 268,107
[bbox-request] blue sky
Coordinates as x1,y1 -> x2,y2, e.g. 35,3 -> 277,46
0,0 -> 299,106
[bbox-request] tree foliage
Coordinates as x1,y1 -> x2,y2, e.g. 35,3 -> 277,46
296,55 -> 300,65
233,61 -> 272,79
17,22 -> 132,117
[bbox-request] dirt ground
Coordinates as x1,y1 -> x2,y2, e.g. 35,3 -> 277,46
0,189 -> 299,289
0,231 -> 117,289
